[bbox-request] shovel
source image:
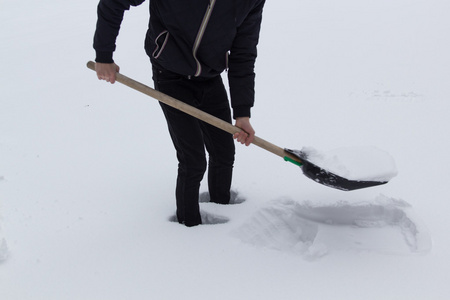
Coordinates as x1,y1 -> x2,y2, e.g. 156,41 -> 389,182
87,61 -> 388,191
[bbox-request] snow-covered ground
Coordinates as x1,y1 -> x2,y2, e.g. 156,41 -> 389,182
1,0 -> 450,299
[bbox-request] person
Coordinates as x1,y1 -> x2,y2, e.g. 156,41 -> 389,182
93,0 -> 266,227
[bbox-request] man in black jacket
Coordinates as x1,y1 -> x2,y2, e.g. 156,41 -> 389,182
93,0 -> 265,226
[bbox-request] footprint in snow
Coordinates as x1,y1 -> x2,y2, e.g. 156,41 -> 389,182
169,210 -> 229,225
199,190 -> 246,204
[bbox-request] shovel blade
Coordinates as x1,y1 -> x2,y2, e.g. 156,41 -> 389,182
285,149 -> 388,191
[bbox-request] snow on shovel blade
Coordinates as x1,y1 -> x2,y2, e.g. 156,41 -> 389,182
285,149 -> 388,191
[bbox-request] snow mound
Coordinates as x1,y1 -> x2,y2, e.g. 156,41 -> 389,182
0,239 -> 8,263
232,195 -> 431,259
0,227 -> 8,263
301,146 -> 398,182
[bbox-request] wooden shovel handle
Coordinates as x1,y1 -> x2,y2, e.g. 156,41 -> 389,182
86,61 -> 301,164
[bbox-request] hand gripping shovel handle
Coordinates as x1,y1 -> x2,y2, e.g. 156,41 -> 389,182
86,61 -> 302,165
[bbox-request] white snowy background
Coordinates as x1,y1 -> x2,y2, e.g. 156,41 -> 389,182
1,0 -> 450,299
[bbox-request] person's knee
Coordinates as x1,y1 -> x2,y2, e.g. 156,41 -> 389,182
211,145 -> 235,167
180,158 -> 207,180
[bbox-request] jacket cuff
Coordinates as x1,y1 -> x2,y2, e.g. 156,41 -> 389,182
232,106 -> 251,119
95,51 -> 114,64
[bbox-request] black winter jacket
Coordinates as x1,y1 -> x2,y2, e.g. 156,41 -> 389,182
94,0 -> 265,118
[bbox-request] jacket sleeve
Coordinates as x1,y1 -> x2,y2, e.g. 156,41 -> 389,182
227,0 -> 265,119
93,0 -> 145,63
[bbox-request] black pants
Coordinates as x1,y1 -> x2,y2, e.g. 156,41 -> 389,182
152,67 -> 235,226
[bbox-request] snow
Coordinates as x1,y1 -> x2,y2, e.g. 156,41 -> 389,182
301,145 -> 398,182
1,0 -> 450,299
233,195 -> 431,259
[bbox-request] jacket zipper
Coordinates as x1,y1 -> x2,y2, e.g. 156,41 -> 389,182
192,0 -> 216,77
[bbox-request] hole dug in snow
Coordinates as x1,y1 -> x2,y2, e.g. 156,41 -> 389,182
169,210 -> 229,226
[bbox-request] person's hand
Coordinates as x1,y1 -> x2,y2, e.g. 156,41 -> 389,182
95,62 -> 120,84
233,117 -> 255,146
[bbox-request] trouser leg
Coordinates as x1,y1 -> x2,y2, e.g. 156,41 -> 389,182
199,77 -> 235,204
153,69 -> 205,226
159,102 -> 206,226
153,67 -> 235,226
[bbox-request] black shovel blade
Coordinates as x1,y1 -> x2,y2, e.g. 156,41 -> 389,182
285,148 -> 388,191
